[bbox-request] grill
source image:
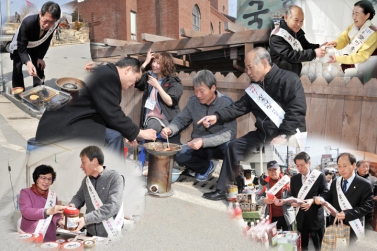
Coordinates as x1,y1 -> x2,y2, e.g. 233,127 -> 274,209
20,86 -> 71,112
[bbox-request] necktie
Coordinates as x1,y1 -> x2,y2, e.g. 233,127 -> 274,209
342,180 -> 348,194
39,30 -> 44,38
303,175 -> 307,184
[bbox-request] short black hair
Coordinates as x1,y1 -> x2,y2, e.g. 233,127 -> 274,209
325,170 -> 333,176
336,152 -> 356,165
294,151 -> 311,164
80,145 -> 104,165
41,1 -> 61,20
32,164 -> 56,184
354,1 -> 375,20
115,57 -> 141,72
193,70 -> 216,89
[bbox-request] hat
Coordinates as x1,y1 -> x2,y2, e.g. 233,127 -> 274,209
267,160 -> 279,169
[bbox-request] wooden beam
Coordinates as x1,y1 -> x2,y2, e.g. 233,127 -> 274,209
245,42 -> 254,54
180,28 -> 208,38
91,29 -> 269,58
224,22 -> 248,33
104,38 -> 141,46
173,57 -> 192,68
141,33 -> 174,42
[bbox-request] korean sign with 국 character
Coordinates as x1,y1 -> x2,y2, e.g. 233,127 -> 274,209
236,0 -> 298,30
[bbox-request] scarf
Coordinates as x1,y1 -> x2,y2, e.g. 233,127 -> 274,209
31,184 -> 48,199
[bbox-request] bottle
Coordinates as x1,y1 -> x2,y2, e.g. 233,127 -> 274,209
247,222 -> 255,240
227,202 -> 234,218
234,202 -> 242,219
64,207 -> 80,230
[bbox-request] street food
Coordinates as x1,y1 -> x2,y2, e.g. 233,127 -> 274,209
11,87 -> 24,95
30,94 -> 39,100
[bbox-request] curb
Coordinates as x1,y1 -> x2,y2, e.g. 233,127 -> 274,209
1,92 -> 42,119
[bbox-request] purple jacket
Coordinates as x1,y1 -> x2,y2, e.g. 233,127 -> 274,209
19,188 -> 61,242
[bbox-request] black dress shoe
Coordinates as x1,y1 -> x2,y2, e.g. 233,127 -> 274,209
202,190 -> 226,201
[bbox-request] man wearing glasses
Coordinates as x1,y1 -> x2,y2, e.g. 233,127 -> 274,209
10,1 -> 61,89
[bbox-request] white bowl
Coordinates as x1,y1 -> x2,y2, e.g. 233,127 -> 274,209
172,168 -> 183,183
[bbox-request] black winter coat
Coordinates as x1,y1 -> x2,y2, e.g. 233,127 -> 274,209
269,18 -> 319,76
215,65 -> 306,139
10,14 -> 53,63
36,64 -> 140,144
134,72 -> 183,128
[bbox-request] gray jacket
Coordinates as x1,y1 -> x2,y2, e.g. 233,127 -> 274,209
256,177 -> 294,227
168,91 -> 237,147
70,167 -> 124,237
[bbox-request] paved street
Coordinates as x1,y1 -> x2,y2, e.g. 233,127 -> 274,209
0,44 -> 376,250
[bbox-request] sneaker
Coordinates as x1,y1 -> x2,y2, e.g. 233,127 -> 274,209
188,170 -> 196,177
142,166 -> 148,176
196,161 -> 215,182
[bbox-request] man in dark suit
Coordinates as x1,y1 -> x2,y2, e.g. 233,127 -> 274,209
36,57 -> 157,156
290,152 -> 328,251
10,1 -> 61,89
315,153 -> 374,243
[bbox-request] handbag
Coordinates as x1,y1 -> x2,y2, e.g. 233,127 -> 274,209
321,216 -> 350,251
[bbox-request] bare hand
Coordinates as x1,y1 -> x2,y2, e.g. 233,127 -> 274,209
147,75 -> 159,88
47,205 -> 67,215
57,219 -> 64,228
327,55 -> 337,63
336,211 -> 345,220
314,196 -> 323,205
125,139 -> 138,148
187,138 -> 203,150
197,115 -> 217,128
300,199 -> 314,211
161,127 -> 172,139
27,61 -> 37,76
270,135 -> 288,146
374,196 -> 377,201
73,217 -> 86,232
274,198 -> 284,206
326,41 -> 337,47
138,129 -> 157,141
37,59 -> 46,70
68,203 -> 75,208
263,198 -> 274,205
84,61 -> 99,71
143,49 -> 155,67
315,47 -> 326,58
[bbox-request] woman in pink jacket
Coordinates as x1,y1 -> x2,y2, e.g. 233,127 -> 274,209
19,165 -> 66,242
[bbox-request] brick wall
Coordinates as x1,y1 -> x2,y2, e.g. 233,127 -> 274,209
78,0 -> 137,43
210,0 -> 228,14
78,0 -> 232,42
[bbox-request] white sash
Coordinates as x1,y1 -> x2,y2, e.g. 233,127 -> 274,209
336,178 -> 365,239
268,175 -> 290,195
348,21 -> 376,54
245,83 -> 305,148
33,189 -> 56,239
9,14 -> 65,54
295,170 -> 321,215
86,177 -> 124,239
271,27 -> 303,51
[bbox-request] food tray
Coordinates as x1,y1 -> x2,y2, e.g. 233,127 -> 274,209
20,86 -> 71,112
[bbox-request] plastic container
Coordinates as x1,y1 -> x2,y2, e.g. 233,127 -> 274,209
64,207 -> 80,231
